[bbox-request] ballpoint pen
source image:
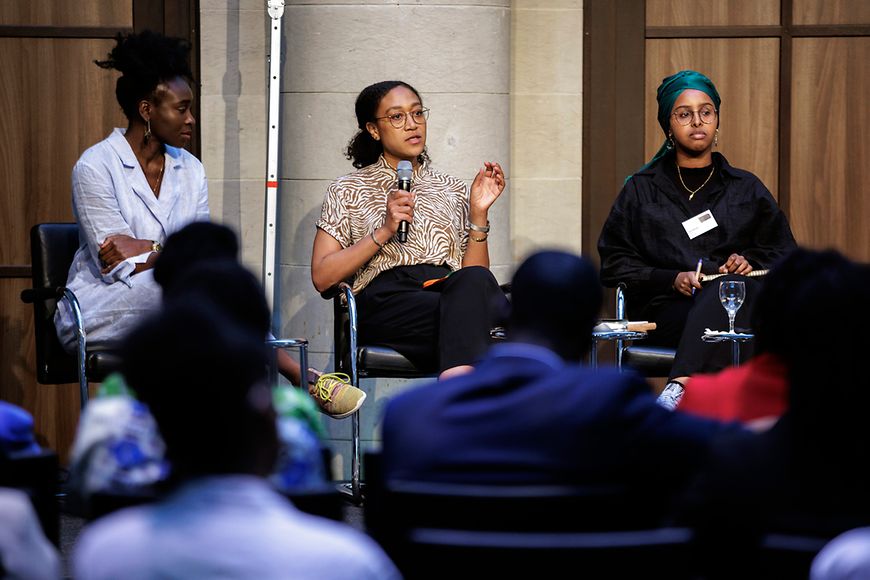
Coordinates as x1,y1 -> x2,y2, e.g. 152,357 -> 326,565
691,258 -> 703,295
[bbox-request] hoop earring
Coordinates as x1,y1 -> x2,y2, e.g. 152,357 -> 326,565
714,129 -> 719,147
144,119 -> 152,141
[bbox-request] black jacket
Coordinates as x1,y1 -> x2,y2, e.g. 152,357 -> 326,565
597,152 -> 796,311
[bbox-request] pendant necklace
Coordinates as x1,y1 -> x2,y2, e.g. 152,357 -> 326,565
677,163 -> 715,201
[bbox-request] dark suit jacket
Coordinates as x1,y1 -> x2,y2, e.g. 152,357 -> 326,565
381,343 -> 734,491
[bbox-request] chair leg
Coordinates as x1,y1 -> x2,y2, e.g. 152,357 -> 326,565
351,409 -> 361,501
63,288 -> 89,410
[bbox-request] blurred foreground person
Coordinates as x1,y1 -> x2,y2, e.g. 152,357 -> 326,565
677,249 -> 870,575
382,250 -> 740,510
72,301 -> 399,579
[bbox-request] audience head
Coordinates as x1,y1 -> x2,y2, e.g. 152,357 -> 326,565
345,80 -> 430,169
762,248 -> 870,458
154,222 -> 239,293
753,248 -> 853,357
95,30 -> 195,145
120,299 -> 276,482
165,260 -> 272,338
509,250 -> 602,361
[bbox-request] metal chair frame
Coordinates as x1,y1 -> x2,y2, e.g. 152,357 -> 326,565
20,223 -> 116,410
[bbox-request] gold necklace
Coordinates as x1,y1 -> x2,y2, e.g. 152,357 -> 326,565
676,163 -> 715,201
150,157 -> 165,195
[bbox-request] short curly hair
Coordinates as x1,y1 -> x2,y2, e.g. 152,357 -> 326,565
95,30 -> 193,121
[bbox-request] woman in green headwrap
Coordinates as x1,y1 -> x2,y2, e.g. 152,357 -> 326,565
597,70 -> 796,401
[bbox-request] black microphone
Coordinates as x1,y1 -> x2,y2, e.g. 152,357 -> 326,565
396,160 -> 413,243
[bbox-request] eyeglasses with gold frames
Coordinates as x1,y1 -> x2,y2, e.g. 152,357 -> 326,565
375,108 -> 430,129
672,105 -> 717,126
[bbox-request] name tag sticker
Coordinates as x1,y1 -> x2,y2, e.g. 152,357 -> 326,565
682,210 -> 718,239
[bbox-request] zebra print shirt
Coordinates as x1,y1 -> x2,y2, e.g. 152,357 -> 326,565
317,156 -> 470,294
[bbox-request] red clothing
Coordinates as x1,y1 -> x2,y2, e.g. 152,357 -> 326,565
678,353 -> 788,422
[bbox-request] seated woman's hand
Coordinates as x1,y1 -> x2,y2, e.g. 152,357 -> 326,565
99,234 -> 152,272
719,253 -> 753,275
469,162 -> 505,215
673,271 -> 702,296
383,188 -> 415,237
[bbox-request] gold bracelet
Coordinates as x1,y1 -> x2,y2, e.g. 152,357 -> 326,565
370,231 -> 385,250
468,220 -> 490,233
470,233 -> 488,243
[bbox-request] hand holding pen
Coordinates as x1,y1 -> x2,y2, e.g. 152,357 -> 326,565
691,258 -> 703,295
672,259 -> 704,297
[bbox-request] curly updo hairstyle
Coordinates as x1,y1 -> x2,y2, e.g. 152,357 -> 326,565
345,80 -> 430,169
95,30 -> 193,121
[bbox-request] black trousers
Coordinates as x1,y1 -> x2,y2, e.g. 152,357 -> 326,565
640,275 -> 761,379
355,264 -> 509,373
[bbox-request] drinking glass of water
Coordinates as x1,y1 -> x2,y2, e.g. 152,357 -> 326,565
719,280 -> 746,334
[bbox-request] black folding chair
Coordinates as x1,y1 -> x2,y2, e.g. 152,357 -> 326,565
363,452 -> 693,578
20,223 -> 121,410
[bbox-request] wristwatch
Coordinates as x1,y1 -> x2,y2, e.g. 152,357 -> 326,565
151,240 -> 163,253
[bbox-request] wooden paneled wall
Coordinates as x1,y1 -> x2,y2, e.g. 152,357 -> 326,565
791,37 -> 870,258
0,0 -> 197,463
640,0 -> 869,262
583,0 -> 869,337
0,1 -> 132,27
645,38 -> 780,197
646,0 -> 779,27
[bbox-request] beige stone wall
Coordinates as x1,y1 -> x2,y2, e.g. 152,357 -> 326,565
199,0 -> 583,478
200,0 -> 270,276
511,0 -> 584,260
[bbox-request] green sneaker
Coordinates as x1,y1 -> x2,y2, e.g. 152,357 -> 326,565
308,371 -> 366,419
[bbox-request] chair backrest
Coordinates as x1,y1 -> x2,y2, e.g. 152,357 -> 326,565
27,223 -> 81,384
0,449 -> 60,545
362,450 -> 687,575
364,465 -> 692,575
401,526 -> 695,577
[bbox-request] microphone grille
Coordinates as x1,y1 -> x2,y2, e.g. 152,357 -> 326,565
397,160 -> 413,180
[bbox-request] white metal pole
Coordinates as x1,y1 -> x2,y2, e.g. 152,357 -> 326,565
264,0 -> 284,315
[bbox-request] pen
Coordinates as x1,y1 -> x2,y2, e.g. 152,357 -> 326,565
691,258 -> 703,295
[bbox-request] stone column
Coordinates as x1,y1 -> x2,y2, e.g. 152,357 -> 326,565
278,0 -> 511,478
200,1 -> 270,274
511,1 -> 584,260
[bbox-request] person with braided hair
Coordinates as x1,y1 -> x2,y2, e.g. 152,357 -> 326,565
55,30 -> 208,352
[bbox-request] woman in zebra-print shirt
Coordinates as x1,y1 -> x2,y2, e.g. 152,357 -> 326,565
312,80 -> 509,379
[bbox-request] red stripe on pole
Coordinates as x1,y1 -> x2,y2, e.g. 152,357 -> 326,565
267,181 -> 279,188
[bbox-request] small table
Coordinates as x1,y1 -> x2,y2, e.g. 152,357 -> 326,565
701,331 -> 754,366
266,337 -> 309,385
590,330 -> 648,370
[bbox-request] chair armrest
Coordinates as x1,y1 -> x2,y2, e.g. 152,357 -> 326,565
20,286 -> 65,303
615,283 -> 627,319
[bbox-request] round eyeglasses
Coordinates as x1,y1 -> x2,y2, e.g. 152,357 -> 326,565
672,105 -> 717,126
375,108 -> 429,129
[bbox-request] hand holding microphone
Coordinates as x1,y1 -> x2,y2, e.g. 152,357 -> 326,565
396,160 -> 413,243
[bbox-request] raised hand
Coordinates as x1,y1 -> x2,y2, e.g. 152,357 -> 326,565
469,161 -> 505,215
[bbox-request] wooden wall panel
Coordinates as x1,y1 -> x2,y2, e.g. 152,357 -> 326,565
790,37 -> 870,260
0,38 -> 126,264
0,278 -> 83,462
645,38 -> 780,198
793,0 -> 870,25
0,0 -> 132,27
646,0 -> 779,26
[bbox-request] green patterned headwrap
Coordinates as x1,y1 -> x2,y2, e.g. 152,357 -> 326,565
627,70 -> 721,181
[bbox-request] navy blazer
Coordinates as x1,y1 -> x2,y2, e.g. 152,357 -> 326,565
382,343 -> 735,489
